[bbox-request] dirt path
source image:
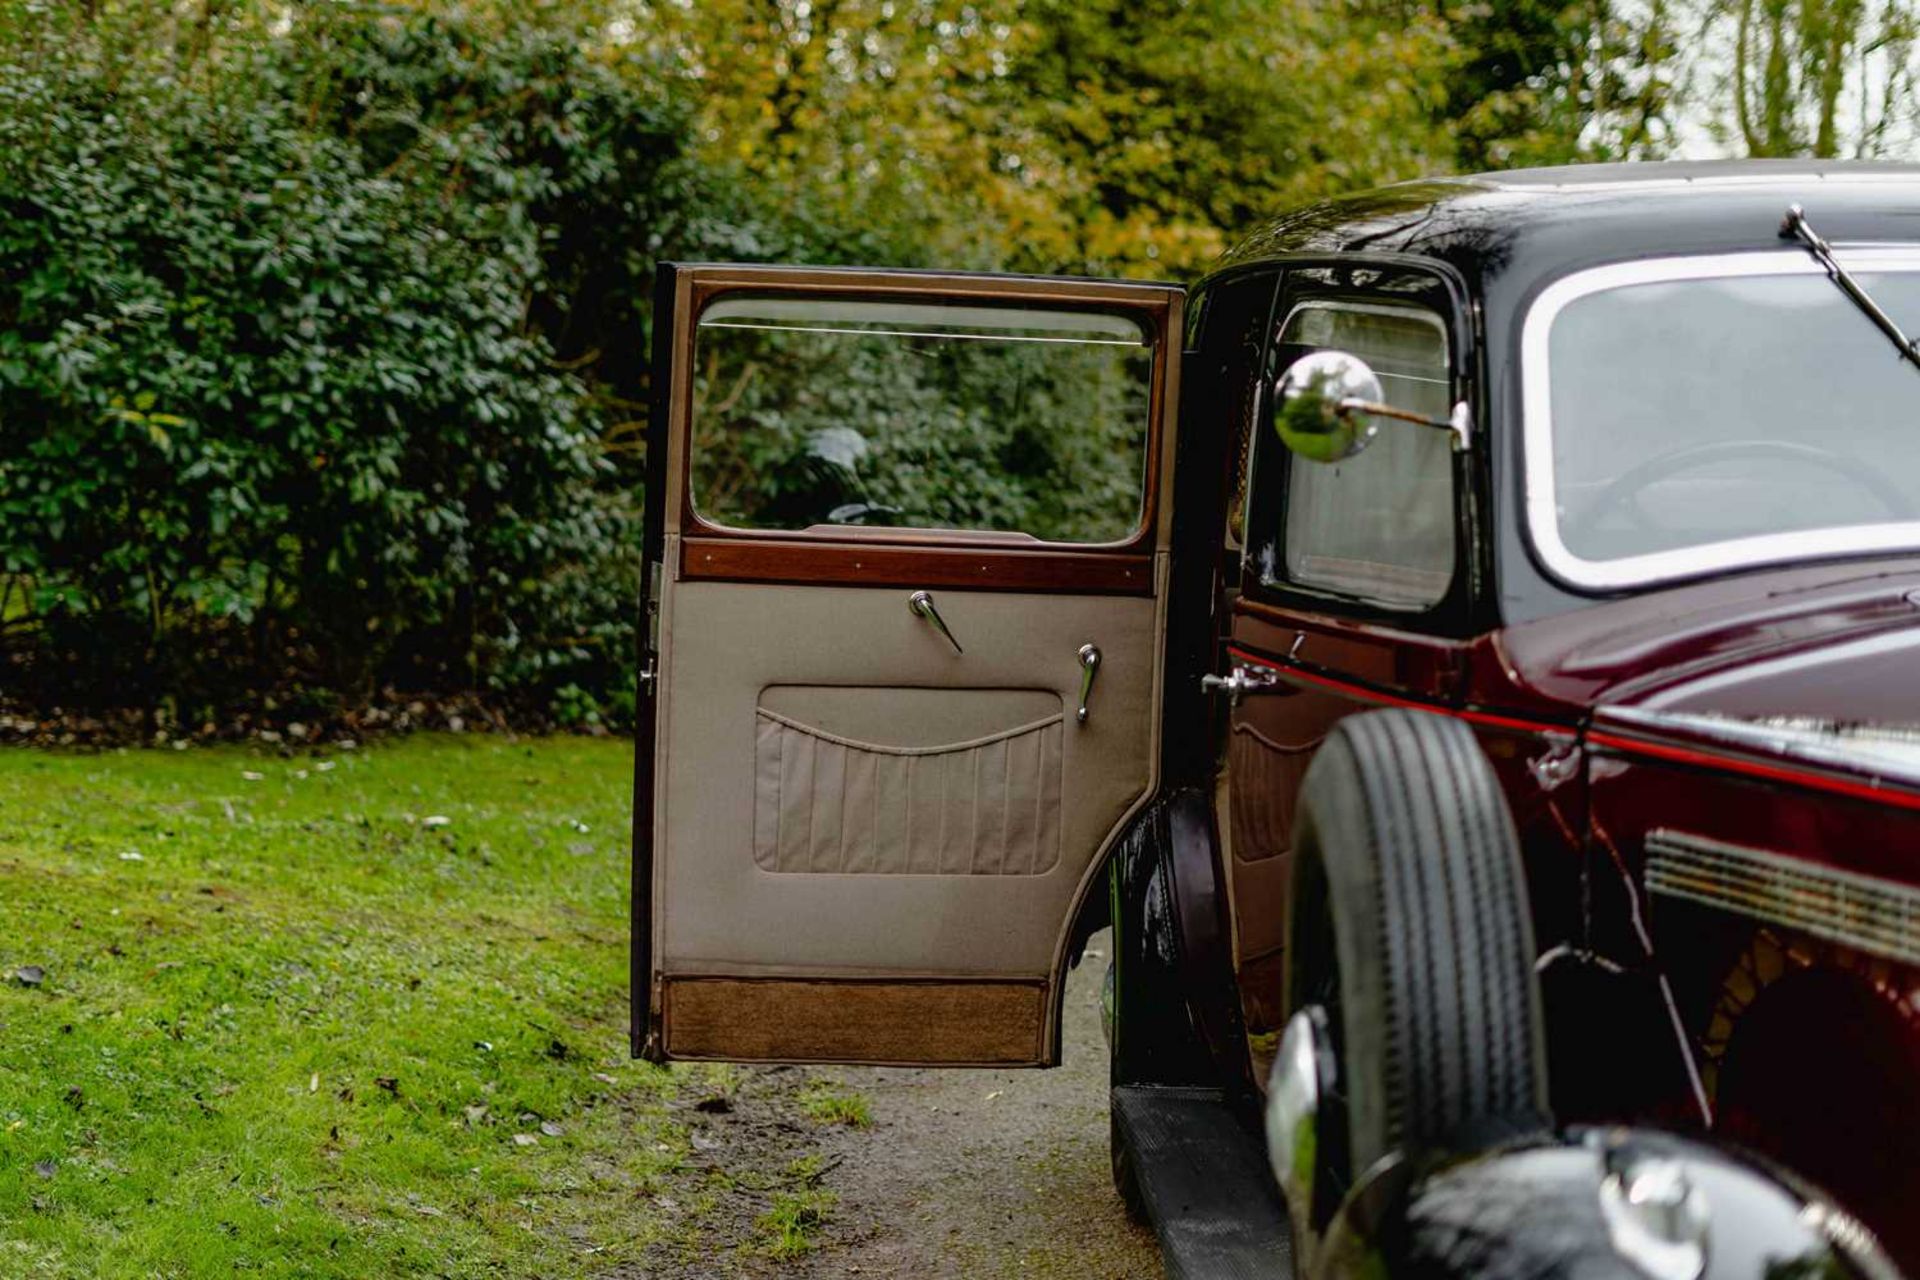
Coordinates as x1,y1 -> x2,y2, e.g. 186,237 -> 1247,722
627,931 -> 1162,1278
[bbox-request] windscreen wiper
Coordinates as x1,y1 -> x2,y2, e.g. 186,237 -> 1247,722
1781,204 -> 1920,373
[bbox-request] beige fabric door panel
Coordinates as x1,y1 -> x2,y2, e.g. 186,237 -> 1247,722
753,691 -> 1065,876
654,577 -> 1159,981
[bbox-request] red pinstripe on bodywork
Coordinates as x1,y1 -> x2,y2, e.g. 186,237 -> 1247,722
1227,644 -> 1920,812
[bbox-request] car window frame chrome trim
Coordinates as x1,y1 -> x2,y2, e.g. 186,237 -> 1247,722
1520,246 -> 1920,593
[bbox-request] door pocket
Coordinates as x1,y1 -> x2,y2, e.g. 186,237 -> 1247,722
753,693 -> 1065,876
1228,720 -> 1320,863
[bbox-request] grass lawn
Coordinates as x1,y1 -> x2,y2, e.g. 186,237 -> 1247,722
0,735 -> 692,1278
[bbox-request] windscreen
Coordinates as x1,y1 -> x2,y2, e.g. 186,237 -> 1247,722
1544,265 -> 1920,570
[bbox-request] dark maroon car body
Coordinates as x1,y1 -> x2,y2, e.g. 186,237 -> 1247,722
634,160 -> 1920,1278
1194,163 -> 1920,1268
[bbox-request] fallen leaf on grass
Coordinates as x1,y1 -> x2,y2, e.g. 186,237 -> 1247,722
309,1074 -> 319,1094
32,1161 -> 54,1179
241,772 -> 263,782
511,1133 -> 538,1147
118,850 -> 144,862
12,966 -> 45,987
539,1121 -> 562,1138
422,815 -> 451,828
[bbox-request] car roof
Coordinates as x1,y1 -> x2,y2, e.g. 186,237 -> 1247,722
1471,158 -> 1920,188
1207,159 -> 1920,285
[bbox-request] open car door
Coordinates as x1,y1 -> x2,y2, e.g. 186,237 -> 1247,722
635,264 -> 1183,1066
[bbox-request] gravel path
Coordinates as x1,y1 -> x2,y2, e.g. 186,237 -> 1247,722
629,931 -> 1162,1278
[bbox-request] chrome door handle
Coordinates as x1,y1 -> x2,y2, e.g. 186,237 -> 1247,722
1076,644 -> 1101,724
908,590 -> 963,655
1200,664 -> 1284,705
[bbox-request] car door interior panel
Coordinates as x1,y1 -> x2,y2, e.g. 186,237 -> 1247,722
640,264 -> 1181,1066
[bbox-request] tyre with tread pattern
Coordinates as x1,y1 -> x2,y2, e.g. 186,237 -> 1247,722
1285,707 -> 1550,1222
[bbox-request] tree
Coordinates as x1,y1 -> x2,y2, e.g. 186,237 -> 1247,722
1438,0 -> 1677,166
630,0 -> 1456,278
1699,0 -> 1919,155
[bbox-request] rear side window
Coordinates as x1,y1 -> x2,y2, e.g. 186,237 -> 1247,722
1271,300 -> 1454,608
689,297 -> 1155,544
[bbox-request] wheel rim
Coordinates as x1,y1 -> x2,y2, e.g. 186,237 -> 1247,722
1288,865 -> 1353,1233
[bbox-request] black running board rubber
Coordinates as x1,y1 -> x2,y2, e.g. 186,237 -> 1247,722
1111,1085 -> 1294,1280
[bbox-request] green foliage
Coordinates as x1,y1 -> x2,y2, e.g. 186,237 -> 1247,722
0,0 -> 1903,725
1703,0 -> 1918,156
1436,0 -> 1675,165
0,2 -> 725,720
691,313 -> 1152,542
648,0 -> 1460,278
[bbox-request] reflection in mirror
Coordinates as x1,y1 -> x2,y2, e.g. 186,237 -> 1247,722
1272,349 -> 1385,463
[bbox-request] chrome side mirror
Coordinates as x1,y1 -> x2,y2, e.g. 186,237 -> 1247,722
1273,349 -> 1472,463
1273,350 -> 1383,462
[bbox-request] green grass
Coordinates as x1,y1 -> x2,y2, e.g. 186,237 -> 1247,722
796,1079 -> 870,1128
0,735 -> 679,1278
755,1158 -> 835,1259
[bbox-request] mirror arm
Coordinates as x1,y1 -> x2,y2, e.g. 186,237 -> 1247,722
1337,398 -> 1473,452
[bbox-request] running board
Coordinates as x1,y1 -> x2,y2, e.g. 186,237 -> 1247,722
1111,1085 -> 1294,1279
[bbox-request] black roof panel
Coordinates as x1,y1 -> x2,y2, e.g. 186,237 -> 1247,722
1210,161 -> 1920,284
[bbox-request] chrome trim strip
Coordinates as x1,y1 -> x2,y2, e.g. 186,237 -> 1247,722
1645,828 -> 1920,967
1520,248 -> 1920,592
1605,701 -> 1920,790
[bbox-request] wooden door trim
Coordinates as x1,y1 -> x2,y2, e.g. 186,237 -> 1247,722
680,535 -> 1155,594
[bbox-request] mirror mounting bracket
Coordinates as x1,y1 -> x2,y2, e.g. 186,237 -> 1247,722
1327,394 -> 1472,452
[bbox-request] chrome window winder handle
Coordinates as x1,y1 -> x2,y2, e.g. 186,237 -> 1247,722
1076,643 -> 1101,724
908,590 -> 963,655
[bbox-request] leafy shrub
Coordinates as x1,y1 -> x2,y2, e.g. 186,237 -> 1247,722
0,3 -> 717,723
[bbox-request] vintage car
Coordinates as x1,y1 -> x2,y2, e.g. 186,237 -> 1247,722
632,161 -> 1920,1279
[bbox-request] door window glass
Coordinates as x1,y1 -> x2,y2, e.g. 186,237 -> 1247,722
690,297 -> 1155,543
1274,301 -> 1454,608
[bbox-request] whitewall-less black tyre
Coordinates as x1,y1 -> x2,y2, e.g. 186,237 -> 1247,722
1281,708 -> 1550,1230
